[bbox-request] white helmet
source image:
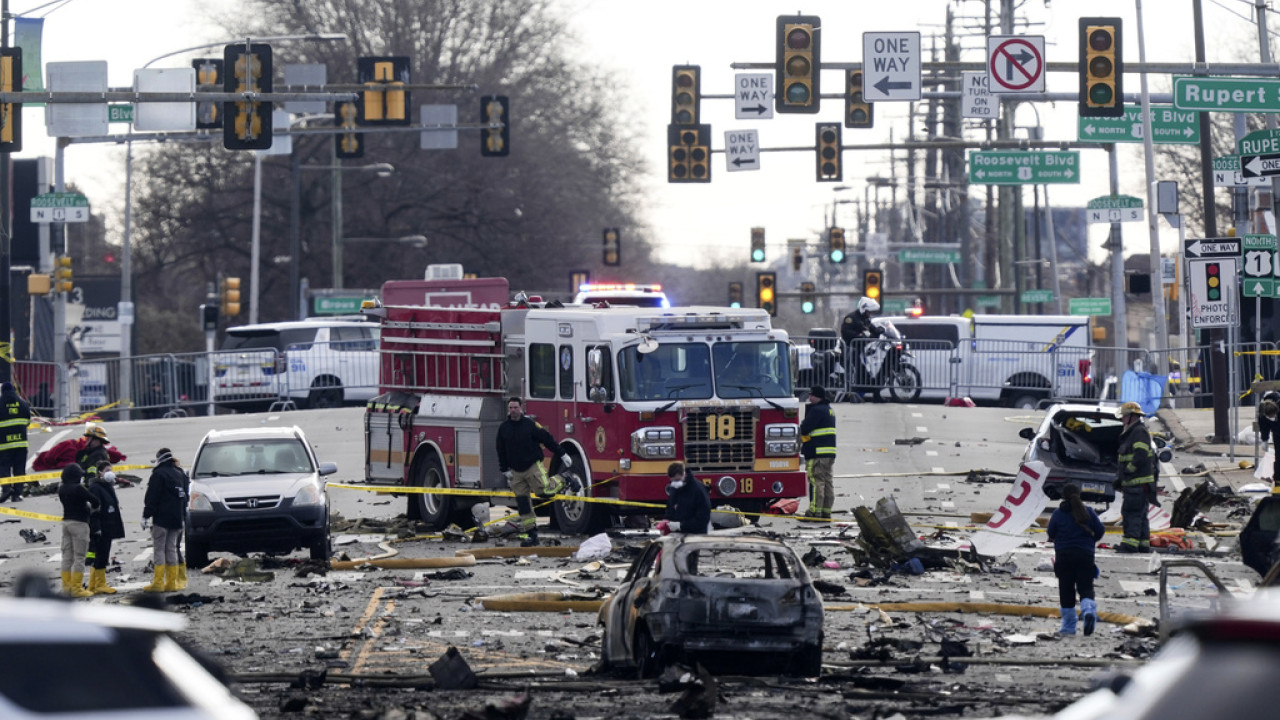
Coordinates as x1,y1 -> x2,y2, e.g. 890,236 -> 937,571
857,297 -> 880,314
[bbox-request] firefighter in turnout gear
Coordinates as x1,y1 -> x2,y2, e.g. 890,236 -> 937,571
800,385 -> 837,521
0,382 -> 32,503
1116,401 -> 1155,553
496,397 -> 581,547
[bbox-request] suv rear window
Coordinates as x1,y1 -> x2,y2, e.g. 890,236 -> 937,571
220,328 -> 317,352
894,323 -> 959,344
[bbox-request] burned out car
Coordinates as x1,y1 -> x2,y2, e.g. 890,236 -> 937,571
1018,402 -> 1171,504
598,535 -> 823,678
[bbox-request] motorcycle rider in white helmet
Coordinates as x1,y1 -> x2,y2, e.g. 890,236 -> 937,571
840,297 -> 886,395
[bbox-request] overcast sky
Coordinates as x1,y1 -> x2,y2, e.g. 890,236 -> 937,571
15,0 -> 1266,270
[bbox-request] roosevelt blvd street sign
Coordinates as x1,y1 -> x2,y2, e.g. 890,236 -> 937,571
1213,155 -> 1269,187
1068,297 -> 1111,316
968,150 -> 1080,184
1076,105 -> 1199,144
1183,237 -> 1241,259
1086,195 -> 1144,224
30,192 -> 90,223
1173,76 -> 1280,112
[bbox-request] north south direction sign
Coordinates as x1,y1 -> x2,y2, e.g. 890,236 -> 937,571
1086,195 -> 1144,224
968,150 -> 1080,185
1213,155 -> 1269,187
30,192 -> 90,223
1076,106 -> 1199,144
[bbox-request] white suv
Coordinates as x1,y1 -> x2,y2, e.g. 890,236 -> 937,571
212,320 -> 379,411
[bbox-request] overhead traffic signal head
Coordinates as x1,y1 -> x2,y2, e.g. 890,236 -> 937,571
220,276 -> 242,316
816,122 -> 842,182
757,272 -> 777,316
863,269 -> 882,301
0,48 -> 22,152
480,95 -> 510,157
54,255 -> 73,294
775,15 -> 820,114
602,227 -> 621,266
192,58 -> 223,129
335,100 -> 364,159
751,227 -> 766,262
845,70 -> 872,129
223,43 -> 273,150
791,247 -> 803,272
1079,18 -> 1123,118
800,282 -> 816,314
667,124 -> 711,183
728,281 -> 744,308
671,65 -> 700,125
828,227 -> 846,263
358,56 -> 410,125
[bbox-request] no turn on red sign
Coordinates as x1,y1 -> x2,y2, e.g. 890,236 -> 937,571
987,36 -> 1045,94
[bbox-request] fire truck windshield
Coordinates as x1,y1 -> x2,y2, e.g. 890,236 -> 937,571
714,341 -> 792,399
616,341 -> 792,402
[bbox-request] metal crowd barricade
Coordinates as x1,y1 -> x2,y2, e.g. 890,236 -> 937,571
963,338 -> 1094,406
277,337 -> 382,408
129,352 -> 212,418
12,360 -> 63,419
209,346 -> 285,412
794,332 -> 957,402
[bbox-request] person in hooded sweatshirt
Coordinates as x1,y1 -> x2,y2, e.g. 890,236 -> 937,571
84,460 -> 125,595
657,461 -> 711,535
57,463 -> 98,598
1046,483 -> 1105,636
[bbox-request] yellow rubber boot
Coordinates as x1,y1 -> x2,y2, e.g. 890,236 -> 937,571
91,568 -> 117,595
142,565 -> 167,593
60,571 -> 73,594
174,564 -> 188,591
162,564 -> 179,592
67,572 -> 92,598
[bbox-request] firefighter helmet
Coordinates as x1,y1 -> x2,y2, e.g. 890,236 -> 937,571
84,424 -> 109,442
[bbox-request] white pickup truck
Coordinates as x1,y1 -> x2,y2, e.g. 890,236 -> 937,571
878,314 -> 1093,408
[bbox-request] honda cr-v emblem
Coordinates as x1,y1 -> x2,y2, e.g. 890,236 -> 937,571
246,498 -> 259,509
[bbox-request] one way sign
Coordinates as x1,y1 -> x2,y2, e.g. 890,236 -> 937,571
862,31 -> 921,101
1184,237 -> 1242,258
1242,153 -> 1280,178
724,129 -> 760,173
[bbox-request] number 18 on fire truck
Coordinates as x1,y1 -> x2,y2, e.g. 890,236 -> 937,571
362,276 -> 807,534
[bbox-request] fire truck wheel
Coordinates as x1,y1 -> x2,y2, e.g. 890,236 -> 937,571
411,452 -> 457,531
552,457 -> 604,535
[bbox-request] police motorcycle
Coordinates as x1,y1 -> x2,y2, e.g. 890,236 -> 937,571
844,320 -> 922,402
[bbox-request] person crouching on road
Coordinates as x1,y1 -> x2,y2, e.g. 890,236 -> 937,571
1116,401 -> 1155,553
1047,483 -> 1105,636
800,385 -> 837,521
84,461 -> 125,595
496,397 -> 580,547
57,463 -> 99,598
142,448 -> 188,592
656,461 -> 711,535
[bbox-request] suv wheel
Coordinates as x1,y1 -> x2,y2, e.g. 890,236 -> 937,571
308,532 -> 331,561
308,383 -> 344,409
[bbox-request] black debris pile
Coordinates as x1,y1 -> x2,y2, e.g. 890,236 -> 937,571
19,528 -> 47,544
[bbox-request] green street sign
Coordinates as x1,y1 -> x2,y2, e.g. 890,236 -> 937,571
108,104 -> 133,123
1077,105 -> 1199,144
1243,234 -> 1280,298
1238,129 -> 1280,156
1069,297 -> 1112,316
899,248 -> 961,264
881,298 -> 908,314
968,150 -> 1080,185
1021,289 -> 1054,304
31,192 -> 88,208
1244,278 -> 1276,298
313,297 -> 367,315
1086,195 -> 1144,224
975,295 -> 1002,308
1173,76 -> 1280,112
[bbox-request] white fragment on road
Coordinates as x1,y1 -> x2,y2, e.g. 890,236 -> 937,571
926,450 -> 938,457
941,501 -> 955,509
1118,580 -> 1159,594
932,467 -> 945,474
912,412 -> 923,418
1004,635 -> 1037,645
936,483 -> 950,490
969,590 -> 985,601
916,426 -> 928,433
334,534 -> 390,545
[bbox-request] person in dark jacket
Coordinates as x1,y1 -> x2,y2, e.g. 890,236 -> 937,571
496,397 -> 580,547
0,382 -> 31,503
77,425 -> 112,483
1259,397 -> 1280,484
142,448 -> 188,593
1047,483 -> 1105,636
1116,401 -> 1156,553
57,463 -> 98,598
85,461 -> 125,595
840,297 -> 886,392
658,461 -> 711,535
800,385 -> 837,521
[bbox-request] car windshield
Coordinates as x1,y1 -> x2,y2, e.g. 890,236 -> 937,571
617,343 -> 713,401
193,438 -> 313,477
713,341 -> 792,399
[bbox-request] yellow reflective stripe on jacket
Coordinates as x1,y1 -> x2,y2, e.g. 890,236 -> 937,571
0,418 -> 24,428
809,428 -> 836,437
813,446 -> 836,455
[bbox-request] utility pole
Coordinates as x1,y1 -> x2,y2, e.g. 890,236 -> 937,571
0,0 -> 11,384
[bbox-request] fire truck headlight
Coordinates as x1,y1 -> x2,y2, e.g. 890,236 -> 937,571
716,476 -> 737,496
766,441 -> 798,455
632,426 -> 677,459
771,481 -> 784,494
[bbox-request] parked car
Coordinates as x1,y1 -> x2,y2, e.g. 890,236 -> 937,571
1018,402 -> 1172,504
211,319 -> 379,411
597,535 -> 823,678
0,594 -> 257,719
185,426 -> 335,567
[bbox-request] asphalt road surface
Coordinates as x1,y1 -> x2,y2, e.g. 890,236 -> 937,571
0,403 -> 1261,719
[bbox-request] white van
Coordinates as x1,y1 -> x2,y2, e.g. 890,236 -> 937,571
211,320 -> 380,410
880,314 -> 1093,408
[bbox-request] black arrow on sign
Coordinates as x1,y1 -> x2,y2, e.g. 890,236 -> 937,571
741,104 -> 768,115
1006,49 -> 1034,81
873,76 -> 914,95
732,157 -> 757,167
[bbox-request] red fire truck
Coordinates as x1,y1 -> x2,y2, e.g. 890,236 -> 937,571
363,277 -> 805,534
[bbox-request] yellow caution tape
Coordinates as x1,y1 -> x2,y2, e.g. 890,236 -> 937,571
0,464 -> 154,486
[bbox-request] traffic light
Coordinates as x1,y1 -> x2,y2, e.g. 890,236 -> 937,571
480,95 -> 510,157
816,122 -> 842,182
757,272 -> 777,316
335,100 -> 364,159
863,269 -> 882,301
845,70 -> 872,129
791,247 -> 803,272
192,58 -> 223,129
800,282 -> 816,314
220,276 -> 242,316
671,65 -> 700,125
1079,18 -> 1123,118
223,43 -> 273,150
358,56 -> 410,125
751,227 -> 766,262
667,124 -> 711,183
1206,262 -> 1221,301
775,15 -> 820,114
201,304 -> 219,331
0,48 -> 21,152
828,227 -> 846,263
603,227 -> 620,266
54,255 -> 72,294
728,281 -> 744,308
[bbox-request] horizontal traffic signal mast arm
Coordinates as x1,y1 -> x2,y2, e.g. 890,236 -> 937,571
692,138 -> 1110,156
0,90 -> 357,103
731,60 -> 1280,75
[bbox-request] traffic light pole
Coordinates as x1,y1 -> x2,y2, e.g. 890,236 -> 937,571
0,0 -> 9,385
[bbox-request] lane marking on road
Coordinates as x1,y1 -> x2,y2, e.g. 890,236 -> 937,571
926,450 -> 938,456
931,467 -> 945,474
916,426 -> 928,432
912,412 -> 923,418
